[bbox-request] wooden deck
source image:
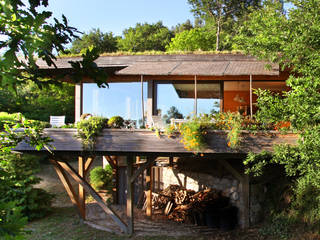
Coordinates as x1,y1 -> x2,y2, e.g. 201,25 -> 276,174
15,129 -> 298,156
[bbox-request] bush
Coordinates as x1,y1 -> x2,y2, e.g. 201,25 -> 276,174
108,116 -> 124,128
0,154 -> 54,220
0,112 -> 23,129
90,165 -> 113,191
0,201 -> 27,239
76,117 -> 108,150
0,112 -> 50,130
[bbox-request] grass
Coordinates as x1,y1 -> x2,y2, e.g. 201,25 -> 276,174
24,207 -> 211,240
58,50 -> 245,58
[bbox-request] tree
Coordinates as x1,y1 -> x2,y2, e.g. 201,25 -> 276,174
0,0 -> 107,90
166,27 -> 216,51
172,19 -> 194,34
118,21 -> 174,52
0,81 -> 75,123
236,0 -> 320,224
187,0 -> 262,51
70,28 -> 119,54
162,106 -> 184,124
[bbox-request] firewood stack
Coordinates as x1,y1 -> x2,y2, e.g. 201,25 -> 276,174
148,185 -> 238,230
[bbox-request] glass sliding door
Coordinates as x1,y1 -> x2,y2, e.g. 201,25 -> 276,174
156,81 -> 221,123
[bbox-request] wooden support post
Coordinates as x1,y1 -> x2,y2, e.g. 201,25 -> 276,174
78,156 -> 86,220
220,81 -> 224,112
242,174 -> 250,228
126,155 -> 134,235
105,156 -> 119,204
146,159 -> 153,217
54,159 -> 128,233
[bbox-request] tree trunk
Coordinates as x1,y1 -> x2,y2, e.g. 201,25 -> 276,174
216,17 -> 221,52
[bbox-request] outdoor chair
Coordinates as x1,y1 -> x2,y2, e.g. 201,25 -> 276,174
50,116 -> 65,127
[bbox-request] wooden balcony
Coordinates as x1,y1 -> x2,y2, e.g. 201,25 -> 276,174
15,128 -> 298,156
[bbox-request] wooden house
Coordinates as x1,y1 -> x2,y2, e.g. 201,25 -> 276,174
16,53 -> 295,235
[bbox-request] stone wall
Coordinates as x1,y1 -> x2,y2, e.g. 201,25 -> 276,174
160,166 -> 264,228
161,167 -> 244,226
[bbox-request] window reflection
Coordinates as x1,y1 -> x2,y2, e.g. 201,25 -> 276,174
83,83 -> 147,125
156,82 -> 221,122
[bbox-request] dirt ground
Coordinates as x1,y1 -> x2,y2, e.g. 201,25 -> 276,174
25,160 -> 320,240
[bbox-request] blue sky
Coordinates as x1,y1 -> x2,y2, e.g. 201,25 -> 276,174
46,0 -> 195,36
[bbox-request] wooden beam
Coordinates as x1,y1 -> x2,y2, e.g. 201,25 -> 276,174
50,159 -> 81,215
130,157 -> 156,183
105,155 -> 116,169
146,159 -> 153,217
218,159 -> 243,182
84,156 -> 94,176
78,156 -> 86,219
55,160 -> 128,233
126,155 -> 134,235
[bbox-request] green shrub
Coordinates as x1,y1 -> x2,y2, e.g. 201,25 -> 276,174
259,213 -> 295,240
0,201 -> 27,239
108,116 -> 124,128
0,154 -> 54,220
0,112 -> 23,129
293,173 -> 320,225
0,112 -> 50,130
76,117 -> 108,150
90,165 -> 113,191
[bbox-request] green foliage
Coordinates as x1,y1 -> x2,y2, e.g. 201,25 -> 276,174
70,28 -> 118,54
259,213 -> 295,240
166,27 -> 216,51
118,21 -> 173,52
187,0 -> 262,51
76,117 -> 108,150
0,0 -> 108,90
0,81 -> 75,123
162,106 -> 184,124
0,0 -> 78,89
89,165 -> 112,191
235,0 -> 320,226
172,19 -> 195,34
0,201 -> 28,240
180,119 -> 207,152
0,154 -> 54,220
167,112 -> 274,152
108,116 -> 124,128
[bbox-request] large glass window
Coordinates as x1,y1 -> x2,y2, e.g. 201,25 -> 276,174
156,81 -> 221,122
83,82 -> 147,124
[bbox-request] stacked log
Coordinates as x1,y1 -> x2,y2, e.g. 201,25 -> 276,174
147,185 -> 238,230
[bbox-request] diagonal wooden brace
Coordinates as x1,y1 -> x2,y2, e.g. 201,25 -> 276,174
54,159 -> 128,233
50,159 -> 82,216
